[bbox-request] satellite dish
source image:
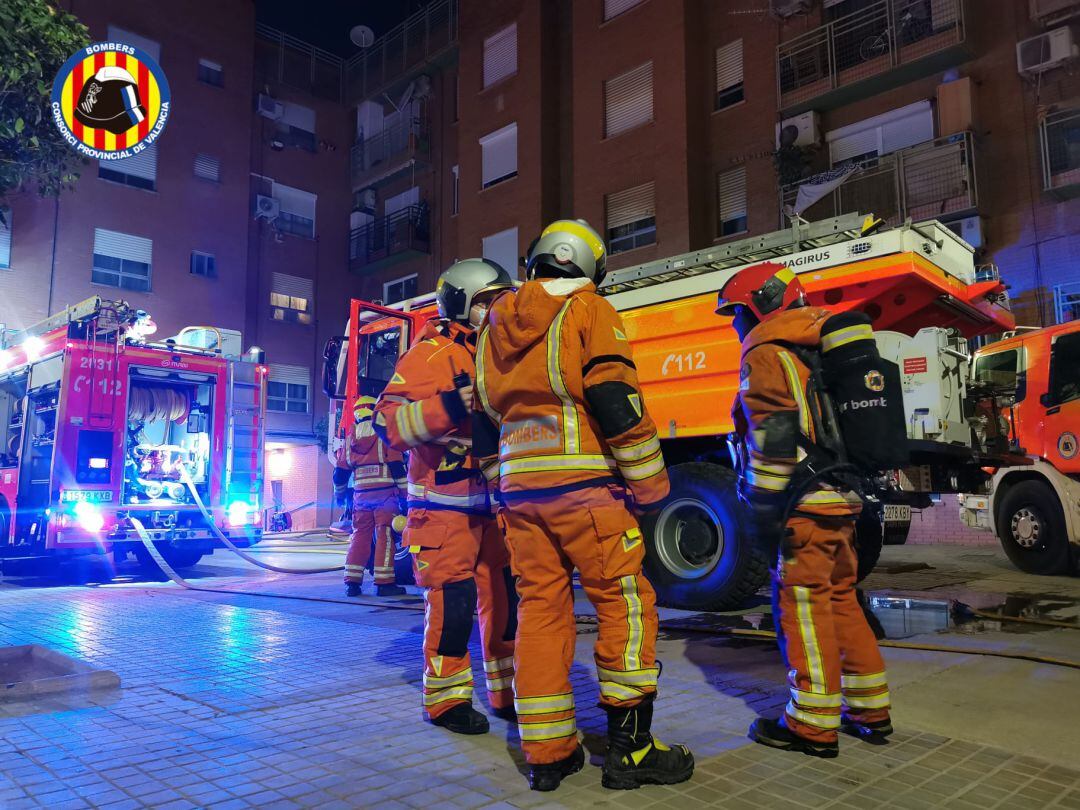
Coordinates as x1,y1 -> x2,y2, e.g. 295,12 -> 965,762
350,25 -> 375,48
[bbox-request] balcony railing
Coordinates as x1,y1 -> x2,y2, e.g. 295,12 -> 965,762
350,107 -> 432,188
782,132 -> 978,226
349,205 -> 431,273
346,0 -> 458,103
255,23 -> 344,102
1040,107 -> 1080,198
777,0 -> 966,114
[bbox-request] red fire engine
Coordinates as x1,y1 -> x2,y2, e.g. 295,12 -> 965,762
0,297 -> 266,571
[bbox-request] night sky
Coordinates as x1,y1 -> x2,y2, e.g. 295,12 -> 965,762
255,0 -> 434,56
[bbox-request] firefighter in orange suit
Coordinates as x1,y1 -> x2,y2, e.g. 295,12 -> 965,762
333,391 -> 408,597
719,261 -> 892,758
374,259 -> 518,736
474,220 -> 694,792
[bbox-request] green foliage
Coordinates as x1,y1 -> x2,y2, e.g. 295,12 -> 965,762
314,415 -> 330,454
0,1 -> 90,202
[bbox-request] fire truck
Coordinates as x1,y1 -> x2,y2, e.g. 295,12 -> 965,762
0,297 -> 266,572
325,214 -> 1031,610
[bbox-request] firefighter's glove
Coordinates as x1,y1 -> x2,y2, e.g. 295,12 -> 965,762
747,502 -> 786,556
334,485 -> 350,509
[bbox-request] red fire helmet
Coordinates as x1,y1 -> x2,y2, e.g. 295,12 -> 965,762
715,261 -> 807,322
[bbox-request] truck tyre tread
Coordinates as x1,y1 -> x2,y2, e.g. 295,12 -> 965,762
996,480 -> 1070,576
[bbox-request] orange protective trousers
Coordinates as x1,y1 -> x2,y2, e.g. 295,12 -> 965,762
406,509 -> 516,719
775,516 -> 891,744
346,489 -> 399,585
499,485 -> 658,765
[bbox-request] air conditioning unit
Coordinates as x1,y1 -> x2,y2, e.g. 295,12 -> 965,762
946,215 -> 983,249
1017,27 -> 1078,76
1030,0 -> 1080,26
254,194 -> 280,220
770,0 -> 811,17
775,111 -> 821,148
257,93 -> 284,120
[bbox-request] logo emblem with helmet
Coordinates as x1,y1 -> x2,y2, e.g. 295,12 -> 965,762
864,370 -> 886,392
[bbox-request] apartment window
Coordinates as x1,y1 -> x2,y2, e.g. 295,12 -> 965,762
276,101 -> 317,152
715,39 -> 744,110
451,165 -> 460,215
197,58 -> 224,87
190,251 -> 216,278
0,208 -> 11,270
1055,282 -> 1080,324
384,186 -> 419,217
384,274 -> 419,305
483,227 -> 519,277
271,182 -> 317,238
452,73 -> 460,122
92,228 -> 152,292
480,123 -> 517,188
99,142 -> 158,191
270,272 -> 313,324
604,0 -> 645,21
828,100 -> 934,166
604,62 -> 653,138
107,25 -> 160,60
717,167 -> 748,237
267,365 -> 310,413
605,182 -> 656,255
193,153 -> 220,183
483,23 -> 517,88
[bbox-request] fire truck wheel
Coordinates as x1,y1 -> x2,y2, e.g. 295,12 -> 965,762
996,480 -> 1070,575
854,509 -> 886,583
135,544 -> 205,572
641,463 -> 769,612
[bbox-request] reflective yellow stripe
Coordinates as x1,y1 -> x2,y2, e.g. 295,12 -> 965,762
841,671 -> 888,689
750,459 -> 796,475
618,576 -> 645,672
485,675 -> 514,692
407,484 -> 490,510
500,454 -> 616,477
793,586 -> 827,695
618,454 -> 666,482
475,327 -> 503,424
395,407 -> 417,446
746,470 -> 790,491
481,461 -> 500,482
409,401 -> 434,442
484,656 -> 515,674
423,669 -> 474,690
543,220 -> 605,261
610,434 -> 661,463
777,351 -> 809,461
792,688 -> 842,709
799,490 -> 862,506
785,701 -> 841,729
595,664 -> 659,686
515,693 -> 575,715
598,681 -> 647,702
547,299 -> 579,454
424,685 -> 474,706
843,691 -> 891,710
821,323 -> 873,353
519,718 -> 578,742
775,267 -> 796,285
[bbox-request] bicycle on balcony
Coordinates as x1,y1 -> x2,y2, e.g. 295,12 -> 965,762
858,4 -> 932,62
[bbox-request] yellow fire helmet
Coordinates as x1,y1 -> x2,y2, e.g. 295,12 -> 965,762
526,219 -> 607,285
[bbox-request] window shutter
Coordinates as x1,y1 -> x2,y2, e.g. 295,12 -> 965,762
718,168 -> 747,221
605,181 -> 655,229
384,186 -> 420,217
482,227 -> 519,277
828,100 -> 933,164
604,61 -> 653,137
93,228 -> 152,263
830,128 -> 880,163
268,363 -> 310,386
480,123 -> 517,186
273,182 -> 317,220
715,40 -> 743,92
280,101 -> 316,133
881,108 -> 934,154
271,272 -> 313,301
0,209 -> 11,268
604,0 -> 644,21
107,25 -> 160,61
110,142 -> 158,182
483,23 -> 517,88
194,153 -> 220,182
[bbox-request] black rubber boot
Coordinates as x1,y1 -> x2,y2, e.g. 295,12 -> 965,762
841,715 -> 893,744
376,584 -> 407,596
528,744 -> 585,792
345,582 -> 363,597
431,703 -> 490,735
490,705 -> 517,722
601,699 -> 694,790
749,716 -> 839,758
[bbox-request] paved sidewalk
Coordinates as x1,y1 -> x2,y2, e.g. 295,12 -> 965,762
0,544 -> 1077,808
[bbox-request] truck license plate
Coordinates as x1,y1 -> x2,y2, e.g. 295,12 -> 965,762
60,490 -> 115,503
884,504 -> 911,523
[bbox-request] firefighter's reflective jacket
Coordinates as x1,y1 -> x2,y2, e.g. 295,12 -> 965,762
731,306 -> 866,519
474,278 -> 669,510
334,395 -> 406,492
374,319 -> 490,515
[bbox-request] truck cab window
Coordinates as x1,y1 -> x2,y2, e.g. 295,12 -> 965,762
973,349 -> 1019,391
1047,332 -> 1080,407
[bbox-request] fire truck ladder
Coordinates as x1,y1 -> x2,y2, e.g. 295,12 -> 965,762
598,212 -> 875,297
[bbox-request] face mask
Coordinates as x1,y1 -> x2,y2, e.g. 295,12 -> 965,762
732,306 -> 760,342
